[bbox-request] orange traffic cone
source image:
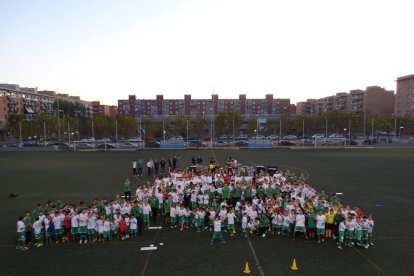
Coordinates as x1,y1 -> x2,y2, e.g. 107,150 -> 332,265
243,261 -> 251,274
291,258 -> 298,270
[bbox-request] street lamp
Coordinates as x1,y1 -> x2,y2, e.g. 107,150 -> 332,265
210,107 -> 213,149
254,129 -> 257,144
58,109 -> 64,147
163,130 -> 166,143
399,126 -> 404,142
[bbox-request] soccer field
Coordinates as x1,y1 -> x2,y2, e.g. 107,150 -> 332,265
1,148 -> 413,276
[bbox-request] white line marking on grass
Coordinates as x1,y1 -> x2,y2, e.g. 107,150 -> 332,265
141,247 -> 157,251
247,237 -> 265,276
148,226 -> 162,230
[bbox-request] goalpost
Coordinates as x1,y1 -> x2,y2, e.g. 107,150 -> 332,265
314,137 -> 347,149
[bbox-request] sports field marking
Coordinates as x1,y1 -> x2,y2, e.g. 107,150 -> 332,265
353,248 -> 389,276
0,240 -> 157,248
247,237 -> 265,276
140,246 -> 157,251
140,227 -> 161,276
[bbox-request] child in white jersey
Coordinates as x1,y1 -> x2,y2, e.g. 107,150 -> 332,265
210,216 -> 226,245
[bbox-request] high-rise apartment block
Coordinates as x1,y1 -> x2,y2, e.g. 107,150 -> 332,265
91,101 -> 118,117
0,84 -> 93,131
118,94 -> 293,117
296,86 -> 394,116
395,74 -> 414,117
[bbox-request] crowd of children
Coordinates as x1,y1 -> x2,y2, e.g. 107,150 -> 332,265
16,159 -> 374,250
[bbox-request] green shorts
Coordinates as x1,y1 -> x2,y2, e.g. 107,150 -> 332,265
338,231 -> 345,243
212,231 -> 222,239
179,216 -> 185,224
143,214 -> 149,222
71,227 -> 78,234
35,233 -> 42,240
103,231 -> 111,239
18,232 -> 26,241
228,224 -> 235,230
54,228 -> 63,235
294,226 -> 306,232
282,225 -> 290,231
316,227 -> 325,235
87,229 -> 95,235
78,226 -> 87,234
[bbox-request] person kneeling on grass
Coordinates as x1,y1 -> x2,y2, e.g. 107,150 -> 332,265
211,216 -> 226,245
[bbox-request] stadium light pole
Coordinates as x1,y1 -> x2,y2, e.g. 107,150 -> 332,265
210,107 -> 213,149
302,118 -> 305,146
75,110 -> 80,141
58,109 -> 64,147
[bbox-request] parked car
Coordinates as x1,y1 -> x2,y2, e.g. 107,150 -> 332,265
97,143 -> 116,149
188,140 -> 207,148
312,133 -> 325,139
266,135 -> 279,140
282,135 -> 297,140
235,135 -> 248,140
346,139 -> 357,146
234,140 -> 249,147
128,137 -> 142,142
145,141 -> 161,148
329,134 -> 344,139
76,143 -> 95,150
255,135 -> 266,140
80,137 -> 95,142
214,140 -> 227,146
54,142 -> 73,150
279,140 -> 296,146
120,142 -> 138,148
187,136 -> 199,142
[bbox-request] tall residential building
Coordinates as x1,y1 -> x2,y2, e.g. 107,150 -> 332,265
0,84 -> 93,131
395,74 -> 414,117
118,94 -> 292,118
91,101 -> 118,117
296,86 -> 394,116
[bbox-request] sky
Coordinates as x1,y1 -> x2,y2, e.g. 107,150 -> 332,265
1,0 -> 413,105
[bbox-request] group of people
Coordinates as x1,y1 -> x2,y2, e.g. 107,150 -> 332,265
16,156 -> 375,250
132,156 -> 181,177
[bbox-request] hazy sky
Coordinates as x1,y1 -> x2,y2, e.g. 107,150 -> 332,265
1,0 -> 413,105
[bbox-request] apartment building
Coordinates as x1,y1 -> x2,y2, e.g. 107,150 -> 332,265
296,86 -> 394,116
118,94 -> 292,118
395,74 -> 414,117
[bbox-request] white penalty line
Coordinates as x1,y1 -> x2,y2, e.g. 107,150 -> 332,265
247,237 -> 265,276
141,246 -> 157,251
148,226 -> 162,230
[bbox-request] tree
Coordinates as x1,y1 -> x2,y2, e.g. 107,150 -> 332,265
143,117 -> 161,138
6,113 -> 25,140
192,113 -> 207,138
116,116 -> 137,138
174,115 -> 190,137
214,112 -> 243,138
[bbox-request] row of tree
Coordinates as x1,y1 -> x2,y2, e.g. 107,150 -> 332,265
5,110 -> 413,141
